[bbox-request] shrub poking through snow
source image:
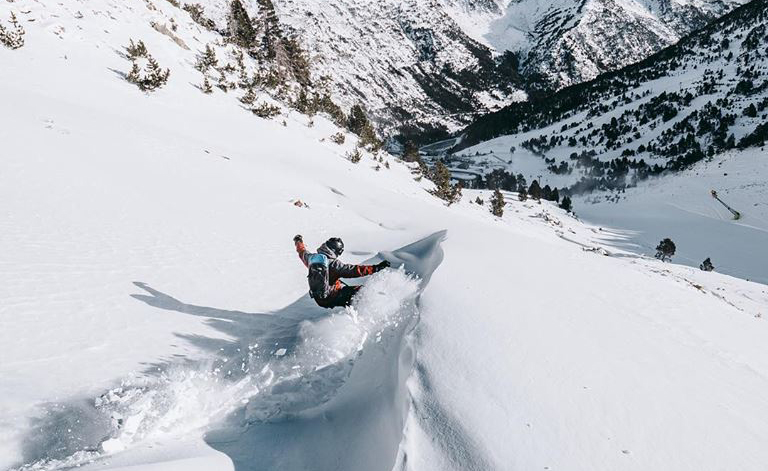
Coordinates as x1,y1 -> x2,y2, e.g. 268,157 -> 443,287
201,76 -> 213,94
183,3 -> 216,30
475,196 -> 484,205
429,161 -> 462,205
239,88 -> 257,105
655,238 -> 676,262
700,257 -> 715,272
346,148 -> 362,163
330,132 -> 346,145
490,189 -> 504,217
250,102 -> 281,118
0,12 -> 25,50
125,43 -> 170,92
125,39 -> 148,59
195,44 -> 218,72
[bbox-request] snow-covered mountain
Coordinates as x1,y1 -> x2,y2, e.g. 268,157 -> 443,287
3,1 -> 768,471
261,0 -> 746,135
456,0 -> 768,172
475,0 -> 747,89
272,0 -> 528,137
444,0 -> 767,280
112,0 -> 743,140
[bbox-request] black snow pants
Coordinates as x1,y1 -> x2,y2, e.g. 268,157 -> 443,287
315,285 -> 361,309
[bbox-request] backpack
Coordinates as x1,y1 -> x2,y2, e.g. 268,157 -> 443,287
307,253 -> 330,299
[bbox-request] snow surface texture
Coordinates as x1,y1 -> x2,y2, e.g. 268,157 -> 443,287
3,1 -> 768,471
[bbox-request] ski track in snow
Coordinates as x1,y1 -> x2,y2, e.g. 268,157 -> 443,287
9,233 -> 446,471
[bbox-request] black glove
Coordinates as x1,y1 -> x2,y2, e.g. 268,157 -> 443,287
376,260 -> 391,271
293,234 -> 303,244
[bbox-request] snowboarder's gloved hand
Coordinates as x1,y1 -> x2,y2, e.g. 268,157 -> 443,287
376,260 -> 391,271
293,234 -> 303,244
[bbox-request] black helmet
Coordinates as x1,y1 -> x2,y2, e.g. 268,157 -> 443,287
325,237 -> 344,256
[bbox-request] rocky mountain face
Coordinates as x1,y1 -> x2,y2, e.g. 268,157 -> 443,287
254,0 -> 745,140
270,0 -> 526,142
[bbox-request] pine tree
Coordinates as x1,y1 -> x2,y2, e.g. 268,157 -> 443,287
201,76 -> 213,94
518,185 -> 528,202
516,174 -> 527,193
127,62 -> 142,85
490,189 -> 505,217
143,56 -> 170,91
183,3 -> 216,30
347,104 -> 370,136
542,184 -> 553,201
655,238 -> 676,262
559,195 -> 572,212
125,41 -> 170,92
125,39 -> 148,59
528,180 -> 542,200
229,0 -> 256,48
0,12 -> 25,49
250,101 -> 281,118
346,148 -> 362,163
700,257 -> 715,272
195,44 -> 218,72
430,161 -> 462,205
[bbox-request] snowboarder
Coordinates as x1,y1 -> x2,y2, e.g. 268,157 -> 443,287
294,235 -> 390,308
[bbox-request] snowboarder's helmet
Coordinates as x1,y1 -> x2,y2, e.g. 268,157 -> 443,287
326,237 -> 344,256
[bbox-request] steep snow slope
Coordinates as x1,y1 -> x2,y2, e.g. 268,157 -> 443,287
3,2 -> 768,471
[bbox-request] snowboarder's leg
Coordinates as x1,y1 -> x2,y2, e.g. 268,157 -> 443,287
317,285 -> 360,308
313,285 -> 361,308
334,285 -> 361,307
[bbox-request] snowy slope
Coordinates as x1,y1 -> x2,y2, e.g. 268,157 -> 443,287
3,2 -> 768,471
575,149 -> 768,284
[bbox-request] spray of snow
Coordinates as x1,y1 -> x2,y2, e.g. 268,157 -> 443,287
12,268 -> 420,470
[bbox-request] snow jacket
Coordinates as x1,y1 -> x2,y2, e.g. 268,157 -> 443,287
295,239 -> 379,303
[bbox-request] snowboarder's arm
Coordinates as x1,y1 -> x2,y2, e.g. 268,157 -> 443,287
294,235 -> 309,267
332,260 -> 389,278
